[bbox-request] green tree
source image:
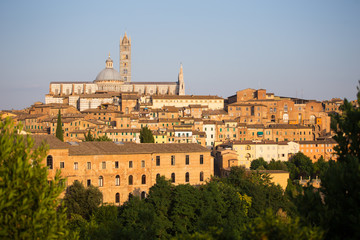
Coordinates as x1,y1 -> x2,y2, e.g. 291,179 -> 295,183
95,135 -> 112,141
286,152 -> 313,180
294,84 -> 360,239
84,130 -> 95,141
250,157 -> 268,170
63,180 -> 103,220
312,156 -> 330,178
140,126 -> 154,143
0,117 -> 71,239
56,109 -> 64,141
267,159 -> 288,171
244,209 -> 323,240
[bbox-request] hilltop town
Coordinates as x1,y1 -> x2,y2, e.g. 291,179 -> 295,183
0,33 -> 347,205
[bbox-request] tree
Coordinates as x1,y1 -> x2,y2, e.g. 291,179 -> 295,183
295,83 -> 360,239
83,130 -> 112,142
286,152 -> 313,180
244,209 -> 323,240
56,109 -> 64,142
63,180 -> 103,220
84,130 -> 95,141
0,117 -> 71,239
318,86 -> 360,239
267,159 -> 288,171
250,157 -> 268,170
95,135 -> 112,141
140,126 -> 154,143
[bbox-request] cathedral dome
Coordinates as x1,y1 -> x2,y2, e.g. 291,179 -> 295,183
94,55 -> 122,82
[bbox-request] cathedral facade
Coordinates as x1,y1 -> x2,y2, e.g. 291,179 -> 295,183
45,33 -> 185,111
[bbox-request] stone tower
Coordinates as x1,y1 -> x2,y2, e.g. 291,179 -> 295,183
178,64 -> 185,95
119,33 -> 131,82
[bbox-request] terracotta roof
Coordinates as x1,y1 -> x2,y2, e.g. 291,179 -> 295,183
32,135 -> 69,149
298,139 -> 337,144
228,102 -> 267,107
69,142 -> 210,155
152,95 -> 223,100
267,124 -> 312,129
105,128 -> 140,133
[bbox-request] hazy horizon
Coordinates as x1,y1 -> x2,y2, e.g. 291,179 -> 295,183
0,0 -> 359,110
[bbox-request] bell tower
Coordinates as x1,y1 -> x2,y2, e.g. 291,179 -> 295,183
178,64 -> 185,95
119,32 -> 131,82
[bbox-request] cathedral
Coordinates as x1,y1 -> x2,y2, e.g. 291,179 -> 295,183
45,33 -> 185,110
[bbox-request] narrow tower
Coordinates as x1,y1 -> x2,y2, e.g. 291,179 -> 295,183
178,64 -> 185,95
119,32 -> 131,82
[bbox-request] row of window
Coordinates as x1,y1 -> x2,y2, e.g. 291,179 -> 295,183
156,155 -> 204,166
114,191 -> 147,204
47,155 -> 205,170
97,174 -> 146,187
93,172 -> 205,188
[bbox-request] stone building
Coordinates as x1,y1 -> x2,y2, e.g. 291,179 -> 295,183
36,135 -> 213,205
45,33 -> 185,111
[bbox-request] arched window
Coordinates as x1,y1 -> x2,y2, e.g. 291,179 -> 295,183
200,171 -> 204,182
98,176 -> 103,187
310,115 -> 316,125
128,193 -> 133,200
141,191 -> 146,200
171,173 -> 175,183
141,175 -> 146,184
185,172 -> 189,183
115,193 -> 120,203
283,114 -> 289,123
47,155 -> 53,169
156,173 -> 160,183
115,175 -> 120,186
128,175 -> 133,185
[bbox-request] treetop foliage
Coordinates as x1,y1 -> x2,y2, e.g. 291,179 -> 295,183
140,126 -> 154,143
0,117 -> 71,239
55,109 -> 64,142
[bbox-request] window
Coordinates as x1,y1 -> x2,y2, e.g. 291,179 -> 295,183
171,173 -> 175,183
87,162 -> 91,170
102,161 -> 106,169
156,173 -> 160,182
74,162 -> 78,170
129,161 -> 133,168
200,155 -> 204,164
185,172 -> 189,182
200,171 -> 204,182
141,191 -> 146,200
87,179 -> 91,187
141,175 -> 146,184
115,193 -> 120,203
128,175 -> 133,185
141,160 -> 145,168
115,175 -> 120,186
47,155 -> 53,169
171,155 -> 175,165
60,162 -> 64,169
156,156 -> 160,166
99,176 -> 103,187
186,155 -> 189,165
115,161 -> 119,169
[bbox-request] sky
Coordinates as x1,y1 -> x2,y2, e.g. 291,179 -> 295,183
0,0 -> 359,110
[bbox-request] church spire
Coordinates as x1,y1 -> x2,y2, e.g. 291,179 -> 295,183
178,63 -> 185,95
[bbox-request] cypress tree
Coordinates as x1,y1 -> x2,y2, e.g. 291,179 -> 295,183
56,109 -> 64,142
140,126 -> 154,143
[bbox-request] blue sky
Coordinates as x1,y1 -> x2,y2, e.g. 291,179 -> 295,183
0,0 -> 359,110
